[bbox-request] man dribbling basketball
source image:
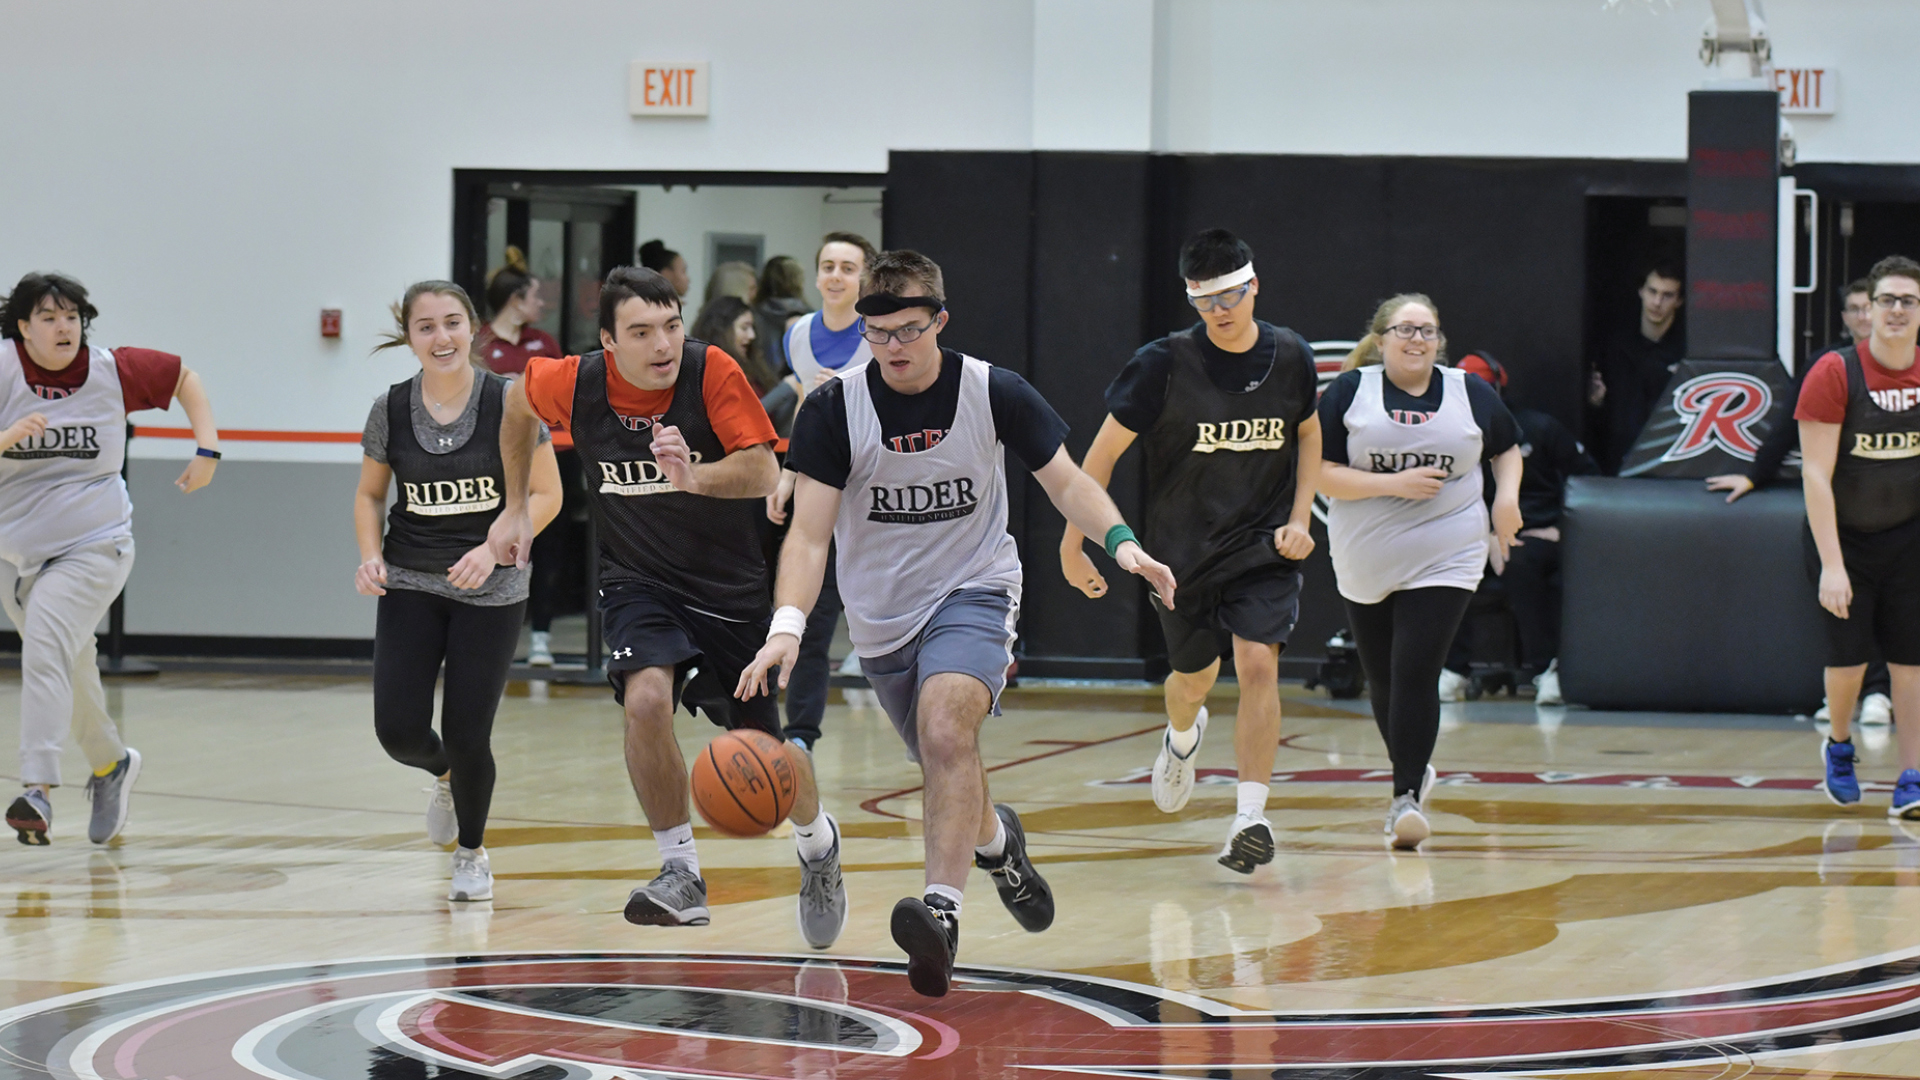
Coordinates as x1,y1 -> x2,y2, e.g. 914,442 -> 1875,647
488,265 -> 847,948
737,250 -> 1177,997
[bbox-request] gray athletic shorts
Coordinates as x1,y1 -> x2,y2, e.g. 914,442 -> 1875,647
861,588 -> 1018,762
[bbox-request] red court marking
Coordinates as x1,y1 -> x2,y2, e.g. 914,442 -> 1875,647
134,426 -> 362,443
859,723 -> 1163,819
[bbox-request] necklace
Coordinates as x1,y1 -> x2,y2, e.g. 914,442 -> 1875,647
423,373 -> 473,415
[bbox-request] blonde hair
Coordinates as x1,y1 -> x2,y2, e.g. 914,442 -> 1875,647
1341,293 -> 1446,372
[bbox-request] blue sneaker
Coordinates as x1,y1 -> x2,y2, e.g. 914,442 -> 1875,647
1889,770 -> 1920,820
1822,738 -> 1861,806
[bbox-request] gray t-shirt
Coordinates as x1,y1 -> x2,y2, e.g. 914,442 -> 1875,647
361,372 -> 549,606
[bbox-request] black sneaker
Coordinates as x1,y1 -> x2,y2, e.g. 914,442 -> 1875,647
890,895 -> 960,998
974,804 -> 1054,932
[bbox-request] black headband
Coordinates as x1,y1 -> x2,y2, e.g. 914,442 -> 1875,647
855,293 -> 943,317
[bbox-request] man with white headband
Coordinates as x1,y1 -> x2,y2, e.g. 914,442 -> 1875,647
1060,228 -> 1321,874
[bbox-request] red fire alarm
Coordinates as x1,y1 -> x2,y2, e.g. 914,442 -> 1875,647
320,309 -> 343,338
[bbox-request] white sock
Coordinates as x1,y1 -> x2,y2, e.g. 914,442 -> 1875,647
925,883 -> 964,914
1236,781 -> 1270,822
974,814 -> 1007,860
656,822 -> 699,874
1168,706 -> 1205,757
792,811 -> 836,862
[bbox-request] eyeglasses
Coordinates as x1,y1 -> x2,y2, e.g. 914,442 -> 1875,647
1873,294 -> 1920,311
1845,303 -> 1874,317
859,317 -> 940,345
1385,323 -> 1441,341
1187,282 -> 1252,313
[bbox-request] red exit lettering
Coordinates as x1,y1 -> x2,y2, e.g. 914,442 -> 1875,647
643,67 -> 698,108
1772,67 -> 1832,113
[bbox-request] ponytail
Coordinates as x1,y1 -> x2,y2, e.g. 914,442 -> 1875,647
373,280 -> 481,371
485,246 -> 535,317
1342,293 -> 1443,372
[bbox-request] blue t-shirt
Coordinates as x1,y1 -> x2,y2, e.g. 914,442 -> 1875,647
789,315 -> 866,372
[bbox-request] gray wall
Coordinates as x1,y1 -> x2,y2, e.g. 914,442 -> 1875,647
124,459 -> 372,639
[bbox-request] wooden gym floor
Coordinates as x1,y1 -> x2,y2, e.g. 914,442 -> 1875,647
0,670 -> 1916,1078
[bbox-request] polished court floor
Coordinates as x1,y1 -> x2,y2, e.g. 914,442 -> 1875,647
1,670 -> 1917,1078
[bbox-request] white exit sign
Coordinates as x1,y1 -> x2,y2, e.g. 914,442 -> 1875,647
629,62 -> 708,117
1773,66 -> 1835,115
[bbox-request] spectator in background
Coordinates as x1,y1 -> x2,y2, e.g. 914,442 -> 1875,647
638,240 -> 690,300
477,248 -> 573,668
1589,263 -> 1685,473
1440,352 -> 1596,707
1703,278 -> 1892,727
691,295 -> 777,396
756,255 -> 813,378
476,247 -> 559,377
705,261 -> 759,309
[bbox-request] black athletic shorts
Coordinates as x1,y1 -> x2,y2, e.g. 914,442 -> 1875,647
1803,516 -> 1920,668
1151,565 -> 1302,675
600,583 -> 780,734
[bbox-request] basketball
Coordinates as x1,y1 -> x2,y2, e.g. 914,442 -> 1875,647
691,729 -> 797,837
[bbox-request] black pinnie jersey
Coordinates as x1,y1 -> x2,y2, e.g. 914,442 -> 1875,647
382,373 -> 508,575
570,344 -> 769,619
1833,346 -> 1920,534
1136,323 -> 1316,605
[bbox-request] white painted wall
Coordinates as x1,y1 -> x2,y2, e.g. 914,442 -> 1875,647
1157,0 -> 1920,163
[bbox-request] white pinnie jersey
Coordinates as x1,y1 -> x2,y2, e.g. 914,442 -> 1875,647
0,346 -> 133,574
1326,364 -> 1489,605
786,312 -> 873,387
834,355 -> 1022,656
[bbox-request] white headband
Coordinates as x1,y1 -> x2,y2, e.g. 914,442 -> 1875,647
1185,262 -> 1256,297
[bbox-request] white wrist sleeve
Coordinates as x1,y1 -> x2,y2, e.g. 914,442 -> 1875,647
769,605 -> 807,641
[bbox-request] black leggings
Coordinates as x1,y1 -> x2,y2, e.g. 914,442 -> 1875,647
373,588 -> 526,849
1346,586 -> 1475,796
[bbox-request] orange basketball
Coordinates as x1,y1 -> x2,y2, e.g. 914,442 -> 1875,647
691,728 -> 797,837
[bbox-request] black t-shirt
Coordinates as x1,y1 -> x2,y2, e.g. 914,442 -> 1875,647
1512,406 -> 1596,528
1106,322 -> 1316,432
787,349 -> 1070,489
1317,366 -> 1519,464
1595,324 -> 1686,472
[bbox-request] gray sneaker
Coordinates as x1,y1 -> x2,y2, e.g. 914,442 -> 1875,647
85,749 -> 141,845
426,777 -> 457,846
449,846 -> 493,902
1386,793 -> 1430,850
7,788 -> 52,846
796,814 -> 849,949
624,861 -> 711,926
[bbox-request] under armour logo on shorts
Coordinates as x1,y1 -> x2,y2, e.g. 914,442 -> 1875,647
612,647 -> 634,660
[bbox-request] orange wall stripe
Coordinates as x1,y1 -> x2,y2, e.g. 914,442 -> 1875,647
134,426 -> 363,444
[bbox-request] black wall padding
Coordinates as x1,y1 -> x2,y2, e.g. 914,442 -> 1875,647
1561,477 -> 1823,713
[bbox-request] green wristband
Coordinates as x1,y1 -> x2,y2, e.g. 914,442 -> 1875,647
1103,524 -> 1137,560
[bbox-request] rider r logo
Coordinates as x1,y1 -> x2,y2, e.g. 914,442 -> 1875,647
1662,372 -> 1772,462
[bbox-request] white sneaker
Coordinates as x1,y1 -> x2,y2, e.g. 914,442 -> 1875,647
1533,661 -> 1563,706
449,846 -> 492,902
426,778 -> 458,846
1151,708 -> 1207,813
1861,693 -> 1894,727
527,630 -> 554,667
1417,763 -> 1437,811
1815,699 -> 1833,722
1437,668 -> 1470,702
1385,794 -> 1430,850
837,654 -> 863,677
